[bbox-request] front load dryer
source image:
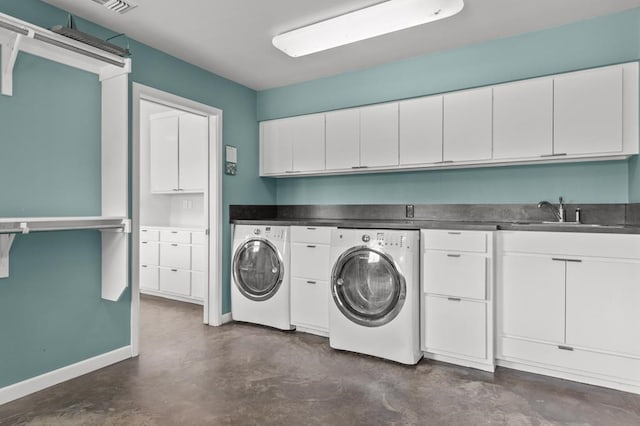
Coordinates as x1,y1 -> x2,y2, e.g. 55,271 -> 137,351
231,225 -> 293,330
329,229 -> 422,365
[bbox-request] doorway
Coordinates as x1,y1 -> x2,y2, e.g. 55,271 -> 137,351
131,83 -> 223,356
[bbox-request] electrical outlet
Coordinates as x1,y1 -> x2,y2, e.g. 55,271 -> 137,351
406,205 -> 414,218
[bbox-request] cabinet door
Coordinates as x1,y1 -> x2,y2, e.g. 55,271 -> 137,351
360,103 -> 399,167
291,278 -> 329,331
150,115 -> 179,193
501,254 -> 565,343
444,87 -> 493,162
425,296 -> 486,359
288,114 -> 325,172
493,79 -> 553,159
140,265 -> 159,290
261,120 -> 292,174
325,109 -> 360,170
399,96 -> 443,165
554,66 -> 623,155
191,271 -> 206,300
178,113 -> 208,192
159,268 -> 191,296
566,260 -> 640,356
291,243 -> 330,280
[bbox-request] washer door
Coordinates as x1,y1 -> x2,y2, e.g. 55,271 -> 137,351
233,238 -> 284,301
331,246 -> 406,327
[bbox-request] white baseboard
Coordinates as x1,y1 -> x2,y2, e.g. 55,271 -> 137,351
0,346 -> 132,406
221,313 -> 232,324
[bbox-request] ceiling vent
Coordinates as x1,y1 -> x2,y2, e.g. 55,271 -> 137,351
91,0 -> 138,14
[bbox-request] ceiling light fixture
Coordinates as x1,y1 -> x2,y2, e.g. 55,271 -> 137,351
273,0 -> 464,58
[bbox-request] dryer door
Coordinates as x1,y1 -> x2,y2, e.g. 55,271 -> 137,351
233,238 -> 284,301
331,246 -> 406,327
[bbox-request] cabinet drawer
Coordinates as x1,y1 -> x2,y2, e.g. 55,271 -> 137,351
423,252 -> 486,299
160,230 -> 191,244
140,265 -> 159,290
425,295 -> 487,359
140,241 -> 159,266
191,271 -> 206,300
140,228 -> 160,242
423,230 -> 487,253
159,244 -> 191,270
159,268 -> 191,296
291,226 -> 332,244
191,245 -> 207,272
191,231 -> 207,245
291,278 -> 329,331
501,337 -> 640,383
291,243 -> 331,280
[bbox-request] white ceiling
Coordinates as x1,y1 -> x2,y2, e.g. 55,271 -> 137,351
43,0 -> 640,90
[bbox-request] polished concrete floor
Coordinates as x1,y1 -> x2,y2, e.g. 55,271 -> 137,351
2,295 -> 640,425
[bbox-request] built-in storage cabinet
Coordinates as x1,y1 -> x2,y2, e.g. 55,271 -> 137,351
493,78 -> 553,159
289,226 -> 335,337
399,96 -> 443,165
554,66 -> 623,155
150,112 -> 208,193
421,230 -> 494,372
260,62 -> 639,177
498,231 -> 640,393
139,226 -> 207,304
360,103 -> 399,168
443,87 -> 493,162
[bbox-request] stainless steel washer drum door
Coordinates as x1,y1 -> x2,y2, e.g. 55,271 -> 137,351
233,238 -> 284,302
331,246 -> 407,327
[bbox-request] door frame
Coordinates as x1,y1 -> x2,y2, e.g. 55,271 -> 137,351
131,83 -> 223,356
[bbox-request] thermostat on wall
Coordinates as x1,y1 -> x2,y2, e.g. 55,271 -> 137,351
225,145 -> 237,175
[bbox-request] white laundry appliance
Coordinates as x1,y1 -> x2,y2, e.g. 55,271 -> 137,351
328,228 -> 422,365
231,224 -> 293,330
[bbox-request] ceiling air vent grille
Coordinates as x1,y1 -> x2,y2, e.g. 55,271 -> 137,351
91,0 -> 137,14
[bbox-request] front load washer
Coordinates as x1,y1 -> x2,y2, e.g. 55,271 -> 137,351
231,225 -> 293,330
329,229 -> 422,365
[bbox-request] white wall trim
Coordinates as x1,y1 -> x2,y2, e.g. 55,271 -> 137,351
0,346 -> 132,406
132,83 -> 224,356
221,313 -> 232,324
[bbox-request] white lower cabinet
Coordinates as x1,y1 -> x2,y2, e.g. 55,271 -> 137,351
289,226 -> 336,336
498,231 -> 640,394
140,226 -> 207,304
421,230 -> 494,372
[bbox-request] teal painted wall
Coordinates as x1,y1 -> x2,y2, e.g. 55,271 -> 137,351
257,8 -> 640,205
0,0 -> 275,388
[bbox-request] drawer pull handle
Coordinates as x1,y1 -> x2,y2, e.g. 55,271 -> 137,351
447,254 -> 461,258
306,227 -> 317,230
541,153 -> 567,157
447,232 -> 461,235
558,345 -> 574,351
447,297 -> 462,302
141,230 -> 147,232
552,257 -> 582,263
171,231 -> 178,234
141,265 -> 147,268
306,245 -> 316,248
141,241 -> 148,244
171,244 -> 178,247
306,281 -> 317,284
171,269 -> 178,272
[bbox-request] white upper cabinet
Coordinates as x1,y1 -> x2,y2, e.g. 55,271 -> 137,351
290,114 -> 325,172
150,115 -> 180,193
150,112 -> 208,193
259,62 -> 638,177
360,103 -> 399,168
261,119 -> 292,174
399,96 -> 443,165
554,66 -> 623,155
443,87 -> 493,162
326,108 -> 360,170
493,78 -> 553,159
178,113 -> 208,192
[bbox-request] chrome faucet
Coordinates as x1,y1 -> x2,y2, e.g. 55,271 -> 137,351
537,196 -> 566,222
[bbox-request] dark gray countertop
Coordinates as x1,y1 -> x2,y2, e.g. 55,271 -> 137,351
231,219 -> 640,234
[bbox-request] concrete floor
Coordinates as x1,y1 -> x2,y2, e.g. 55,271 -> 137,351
2,295 -> 640,425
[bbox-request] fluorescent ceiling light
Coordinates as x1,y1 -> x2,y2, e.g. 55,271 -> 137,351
273,0 -> 464,58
